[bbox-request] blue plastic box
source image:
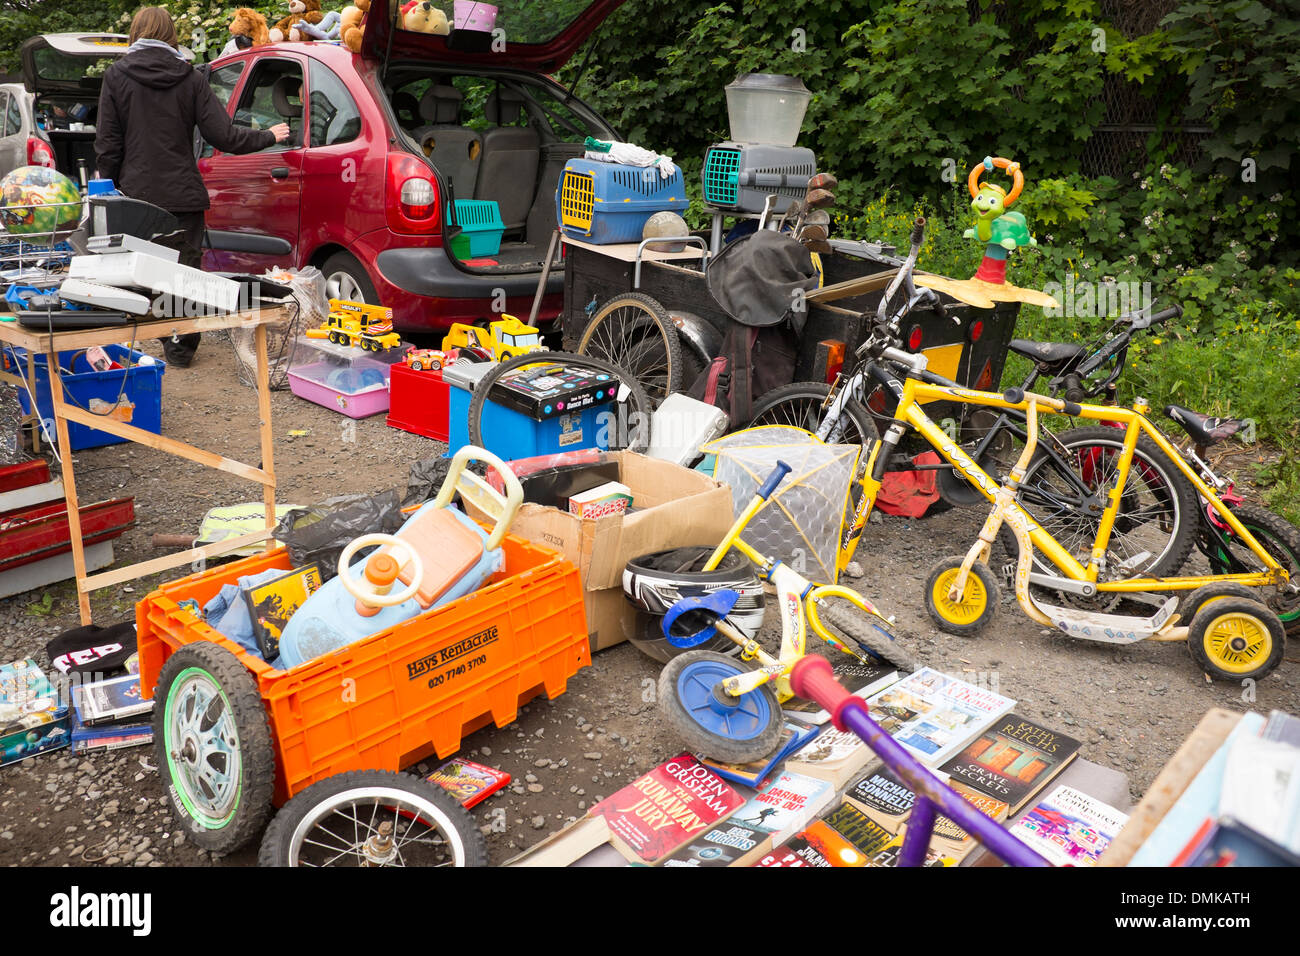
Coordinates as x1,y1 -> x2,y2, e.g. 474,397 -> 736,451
444,362 -> 615,459
6,344 -> 165,451
556,159 -> 689,244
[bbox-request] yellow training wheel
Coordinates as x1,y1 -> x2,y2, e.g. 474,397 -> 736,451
924,557 -> 999,636
1187,597 -> 1285,681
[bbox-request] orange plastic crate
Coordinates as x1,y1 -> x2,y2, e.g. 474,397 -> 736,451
137,536 -> 590,805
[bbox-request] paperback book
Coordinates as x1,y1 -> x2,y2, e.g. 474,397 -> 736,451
699,721 -> 821,787
70,714 -> 152,754
939,713 -> 1080,813
924,783 -> 1011,862
71,673 -> 152,727
243,563 -> 323,660
783,656 -> 900,725
843,762 -> 948,834
589,753 -> 746,864
730,770 -> 835,840
1011,784 -> 1129,866
426,757 -> 511,809
784,725 -> 875,789
659,819 -> 775,867
863,668 -> 1015,767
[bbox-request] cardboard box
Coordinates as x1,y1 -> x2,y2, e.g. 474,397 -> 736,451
468,452 -> 734,651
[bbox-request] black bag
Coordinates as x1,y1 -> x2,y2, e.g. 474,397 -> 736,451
691,230 -> 816,423
689,322 -> 798,425
272,491 -> 405,582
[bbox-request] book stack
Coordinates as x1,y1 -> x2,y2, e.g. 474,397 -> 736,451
70,674 -> 154,755
0,659 -> 70,766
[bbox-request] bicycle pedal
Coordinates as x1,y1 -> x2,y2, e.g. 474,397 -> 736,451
739,640 -> 761,661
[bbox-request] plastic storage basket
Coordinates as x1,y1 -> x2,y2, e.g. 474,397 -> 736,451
3,344 -> 165,451
136,538 -> 590,804
557,159 -> 689,244
448,199 -> 504,258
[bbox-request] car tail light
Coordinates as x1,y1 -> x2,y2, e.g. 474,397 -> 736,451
386,152 -> 439,235
27,137 -> 55,168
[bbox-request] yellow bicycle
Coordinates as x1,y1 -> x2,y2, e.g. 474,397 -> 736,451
656,461 -> 912,763
819,226 -> 1291,681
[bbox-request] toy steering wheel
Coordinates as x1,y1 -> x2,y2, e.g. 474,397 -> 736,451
968,156 -> 1024,207
338,533 -> 424,609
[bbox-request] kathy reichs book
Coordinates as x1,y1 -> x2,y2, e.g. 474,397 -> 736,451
939,714 -> 1081,814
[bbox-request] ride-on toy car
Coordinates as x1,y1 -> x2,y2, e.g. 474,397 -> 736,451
137,447 -> 591,862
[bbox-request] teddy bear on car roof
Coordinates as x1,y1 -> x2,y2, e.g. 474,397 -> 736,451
269,0 -> 326,43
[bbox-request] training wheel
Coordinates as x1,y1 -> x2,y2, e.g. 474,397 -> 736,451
1187,597 -> 1285,682
339,533 -> 424,608
924,556 -> 998,636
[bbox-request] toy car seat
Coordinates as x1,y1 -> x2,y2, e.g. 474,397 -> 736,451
274,446 -> 524,669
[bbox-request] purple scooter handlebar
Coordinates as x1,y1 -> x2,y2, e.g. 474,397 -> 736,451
790,656 -> 1050,867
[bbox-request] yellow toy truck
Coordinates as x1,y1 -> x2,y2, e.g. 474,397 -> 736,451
307,299 -> 403,352
442,315 -> 544,361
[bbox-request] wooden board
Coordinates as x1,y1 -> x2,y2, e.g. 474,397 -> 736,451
1097,708 -> 1243,867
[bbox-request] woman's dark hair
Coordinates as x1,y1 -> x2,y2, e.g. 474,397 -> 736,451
128,6 -> 179,48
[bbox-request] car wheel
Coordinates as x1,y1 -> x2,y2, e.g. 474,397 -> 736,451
322,251 -> 377,304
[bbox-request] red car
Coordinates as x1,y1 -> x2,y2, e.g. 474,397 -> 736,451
197,0 -> 625,334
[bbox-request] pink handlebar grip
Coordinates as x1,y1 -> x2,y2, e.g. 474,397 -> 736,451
790,656 -> 854,728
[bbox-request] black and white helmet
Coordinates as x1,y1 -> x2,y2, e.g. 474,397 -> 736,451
621,547 -> 766,663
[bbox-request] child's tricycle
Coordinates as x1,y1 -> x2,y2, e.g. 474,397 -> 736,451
137,447 -> 591,865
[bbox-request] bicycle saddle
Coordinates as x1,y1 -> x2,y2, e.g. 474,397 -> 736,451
1164,404 -> 1243,447
1008,338 -> 1086,368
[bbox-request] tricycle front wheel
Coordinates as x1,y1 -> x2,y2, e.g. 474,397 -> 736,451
657,650 -> 783,764
153,641 -> 275,854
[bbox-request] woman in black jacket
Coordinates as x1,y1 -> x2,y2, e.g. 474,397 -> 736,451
95,6 -> 289,366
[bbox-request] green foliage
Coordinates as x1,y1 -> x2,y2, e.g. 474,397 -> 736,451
1160,0 -> 1300,187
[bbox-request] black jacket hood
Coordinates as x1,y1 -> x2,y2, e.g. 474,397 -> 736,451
112,45 -> 193,89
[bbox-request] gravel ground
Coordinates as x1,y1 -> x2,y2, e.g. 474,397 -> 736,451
1,334 -> 1297,867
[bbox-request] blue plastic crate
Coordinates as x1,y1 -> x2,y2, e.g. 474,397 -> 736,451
448,199 -> 503,258
5,345 -> 165,451
556,159 -> 689,245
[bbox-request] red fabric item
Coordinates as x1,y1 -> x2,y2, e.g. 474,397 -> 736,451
875,451 -> 942,518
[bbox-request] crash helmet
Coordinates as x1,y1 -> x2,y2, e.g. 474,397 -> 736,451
620,546 -> 766,663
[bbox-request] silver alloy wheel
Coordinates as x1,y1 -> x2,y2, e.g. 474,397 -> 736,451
166,671 -> 242,824
326,270 -> 365,302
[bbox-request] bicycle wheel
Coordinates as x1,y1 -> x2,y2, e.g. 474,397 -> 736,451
657,650 -> 783,764
258,770 -> 487,867
154,642 -> 275,854
816,598 -> 917,673
1205,504 -> 1300,637
747,382 -> 880,446
467,350 -> 653,453
1005,425 -> 1198,579
577,292 -> 683,402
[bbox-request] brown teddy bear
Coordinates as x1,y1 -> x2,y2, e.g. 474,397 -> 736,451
269,0 -> 325,43
222,8 -> 271,56
340,0 -> 370,53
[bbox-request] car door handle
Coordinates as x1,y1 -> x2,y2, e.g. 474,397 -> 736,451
270,166 -> 289,179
